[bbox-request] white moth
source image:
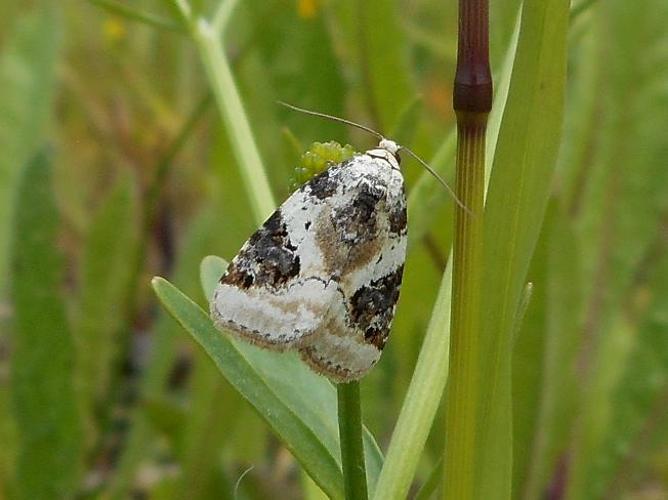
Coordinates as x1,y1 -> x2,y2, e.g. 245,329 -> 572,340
210,104 -> 458,382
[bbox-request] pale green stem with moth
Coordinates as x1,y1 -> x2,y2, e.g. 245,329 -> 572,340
192,18 -> 276,222
212,0 -> 241,36
165,0 -> 275,223
337,382 -> 368,500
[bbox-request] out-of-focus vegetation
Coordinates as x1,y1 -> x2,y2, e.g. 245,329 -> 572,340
0,0 -> 666,498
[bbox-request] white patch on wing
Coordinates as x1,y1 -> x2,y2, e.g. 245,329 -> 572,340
211,278 -> 336,346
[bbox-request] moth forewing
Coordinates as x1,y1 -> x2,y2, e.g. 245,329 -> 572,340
210,143 -> 407,382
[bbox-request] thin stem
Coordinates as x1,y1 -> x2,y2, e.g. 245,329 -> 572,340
193,20 -> 276,223
212,0 -> 241,36
444,121 -> 486,500
443,0 -> 491,496
337,382 -> 368,500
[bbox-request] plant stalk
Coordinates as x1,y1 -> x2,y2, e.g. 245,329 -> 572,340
192,19 -> 276,223
443,0 -> 491,498
337,381 -> 368,500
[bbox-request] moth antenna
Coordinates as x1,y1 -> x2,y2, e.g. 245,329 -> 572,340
279,100 -> 471,214
277,101 -> 384,141
400,146 -> 471,214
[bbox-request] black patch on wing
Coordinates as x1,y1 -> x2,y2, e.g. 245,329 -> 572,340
332,182 -> 384,246
349,265 -> 404,349
306,169 -> 338,200
388,201 -> 407,235
388,184 -> 407,235
222,209 -> 300,290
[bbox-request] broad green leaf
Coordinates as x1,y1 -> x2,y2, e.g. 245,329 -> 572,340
75,172 -> 141,433
154,277 -> 348,497
0,7 -> 60,294
511,206 -> 550,498
513,204 -> 583,499
0,8 -> 61,497
477,0 -> 570,497
10,151 -> 83,499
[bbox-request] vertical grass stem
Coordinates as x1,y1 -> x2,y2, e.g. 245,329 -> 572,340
337,382 -> 368,500
443,0 -> 491,498
193,20 -> 276,223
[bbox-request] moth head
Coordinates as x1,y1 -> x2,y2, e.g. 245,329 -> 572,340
378,138 -> 401,164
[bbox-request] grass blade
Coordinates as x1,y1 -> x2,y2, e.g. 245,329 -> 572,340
476,0 -> 570,496
75,173 -> 141,434
0,7 -> 60,294
10,151 -> 83,498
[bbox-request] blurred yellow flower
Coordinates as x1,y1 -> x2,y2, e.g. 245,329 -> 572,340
297,0 -> 320,19
103,18 -> 126,43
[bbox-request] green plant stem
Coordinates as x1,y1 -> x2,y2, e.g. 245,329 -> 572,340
212,0 -> 241,36
444,0 -> 491,495
444,118 -> 486,500
337,382 -> 368,500
192,19 -> 275,223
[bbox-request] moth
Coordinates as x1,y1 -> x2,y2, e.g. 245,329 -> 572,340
210,104 -> 459,383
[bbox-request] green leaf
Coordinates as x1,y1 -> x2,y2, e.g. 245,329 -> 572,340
10,151 -> 83,499
153,276 -> 341,496
477,0 -> 570,496
75,173 -> 141,432
0,7 -> 60,295
152,274 -> 383,499
372,13 -> 523,500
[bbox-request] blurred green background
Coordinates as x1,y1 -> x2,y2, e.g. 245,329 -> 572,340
1,0 -> 667,498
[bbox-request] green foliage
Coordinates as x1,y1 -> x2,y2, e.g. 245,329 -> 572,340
1,0 -> 666,498
0,7 -> 60,294
477,0 -> 570,496
76,172 -> 141,431
10,151 -> 83,498
151,256 -> 383,499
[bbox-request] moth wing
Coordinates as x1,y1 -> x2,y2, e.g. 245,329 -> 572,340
210,166 -> 347,349
298,155 -> 408,381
